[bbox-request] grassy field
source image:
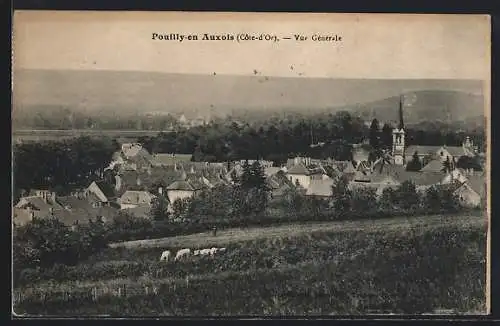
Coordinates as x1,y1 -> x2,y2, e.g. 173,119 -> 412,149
109,213 -> 486,249
13,213 -> 488,316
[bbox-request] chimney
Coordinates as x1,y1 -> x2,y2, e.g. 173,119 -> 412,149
158,187 -> 163,195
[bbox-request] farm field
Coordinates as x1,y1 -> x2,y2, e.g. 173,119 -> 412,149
12,129 -> 174,143
13,212 -> 488,316
109,212 -> 486,249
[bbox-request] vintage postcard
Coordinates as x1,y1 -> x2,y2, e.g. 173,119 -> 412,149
11,11 -> 490,317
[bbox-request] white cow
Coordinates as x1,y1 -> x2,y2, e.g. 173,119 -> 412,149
160,250 -> 171,262
209,247 -> 218,256
175,248 -> 191,261
193,249 -> 201,256
218,247 -> 227,253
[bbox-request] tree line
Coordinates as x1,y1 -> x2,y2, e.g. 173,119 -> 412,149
138,113 -> 485,164
13,137 -> 118,201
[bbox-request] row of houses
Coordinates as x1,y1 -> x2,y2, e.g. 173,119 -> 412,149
13,139 -> 486,227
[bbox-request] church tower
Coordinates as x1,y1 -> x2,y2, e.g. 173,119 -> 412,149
392,95 -> 406,165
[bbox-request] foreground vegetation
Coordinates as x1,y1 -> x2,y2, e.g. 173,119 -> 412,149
13,213 -> 486,316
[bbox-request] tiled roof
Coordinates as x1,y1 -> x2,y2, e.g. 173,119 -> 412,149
420,159 -> 444,173
120,191 -> 156,205
287,163 -> 311,175
166,180 -> 200,191
443,146 -> 468,157
13,208 -> 32,226
151,153 -> 193,166
15,196 -> 58,211
184,175 -> 210,190
264,167 -> 281,177
353,171 -> 371,182
405,145 -> 442,156
54,196 -> 119,225
371,163 -> 406,176
306,179 -> 335,197
341,161 -> 357,173
94,180 -> 116,199
394,171 -> 445,186
466,174 -> 486,198
352,147 -> 370,163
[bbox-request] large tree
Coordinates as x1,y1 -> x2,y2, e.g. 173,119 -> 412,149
369,118 -> 380,149
406,152 -> 423,171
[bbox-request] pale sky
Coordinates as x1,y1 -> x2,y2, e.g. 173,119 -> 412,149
13,11 -> 491,80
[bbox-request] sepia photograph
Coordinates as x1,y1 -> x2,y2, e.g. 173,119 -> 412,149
11,11 -> 490,316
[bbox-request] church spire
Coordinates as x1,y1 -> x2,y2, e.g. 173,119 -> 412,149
398,95 -> 404,130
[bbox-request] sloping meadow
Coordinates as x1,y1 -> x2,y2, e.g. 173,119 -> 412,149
14,221 -> 487,316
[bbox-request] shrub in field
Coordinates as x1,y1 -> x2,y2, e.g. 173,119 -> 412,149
13,217 -> 108,285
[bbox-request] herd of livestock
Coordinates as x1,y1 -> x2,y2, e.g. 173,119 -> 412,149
159,247 -> 227,262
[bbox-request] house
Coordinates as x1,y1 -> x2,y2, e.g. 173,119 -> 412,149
117,167 -> 187,193
453,182 -> 482,208
56,195 -> 119,225
353,170 -> 371,183
264,167 -> 282,177
286,157 -> 312,169
267,171 -> 295,199
465,173 -> 487,201
352,144 -> 370,167
13,208 -> 33,226
150,153 -> 193,167
121,143 -> 153,169
393,171 -> 446,193
405,144 -> 475,165
225,163 -> 244,182
85,180 -> 116,205
14,192 -> 62,218
118,191 -> 157,210
305,179 -> 335,198
165,180 -> 203,206
286,163 -> 312,188
441,169 -> 468,185
420,159 -> 445,173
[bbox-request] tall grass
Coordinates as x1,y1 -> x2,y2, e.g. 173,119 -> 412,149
14,223 -> 487,316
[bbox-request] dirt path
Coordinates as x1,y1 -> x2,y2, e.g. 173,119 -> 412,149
109,212 -> 486,250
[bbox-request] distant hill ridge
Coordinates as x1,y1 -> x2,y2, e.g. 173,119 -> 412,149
13,69 -> 485,125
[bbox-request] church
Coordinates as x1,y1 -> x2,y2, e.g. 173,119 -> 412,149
391,95 -> 478,167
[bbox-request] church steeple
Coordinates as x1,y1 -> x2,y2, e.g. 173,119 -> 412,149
398,95 -> 404,130
392,94 -> 406,165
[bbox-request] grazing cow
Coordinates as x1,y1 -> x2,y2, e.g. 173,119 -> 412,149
175,248 -> 191,261
218,247 -> 227,253
160,250 -> 171,262
200,248 -> 212,256
209,247 -> 218,256
193,249 -> 200,256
